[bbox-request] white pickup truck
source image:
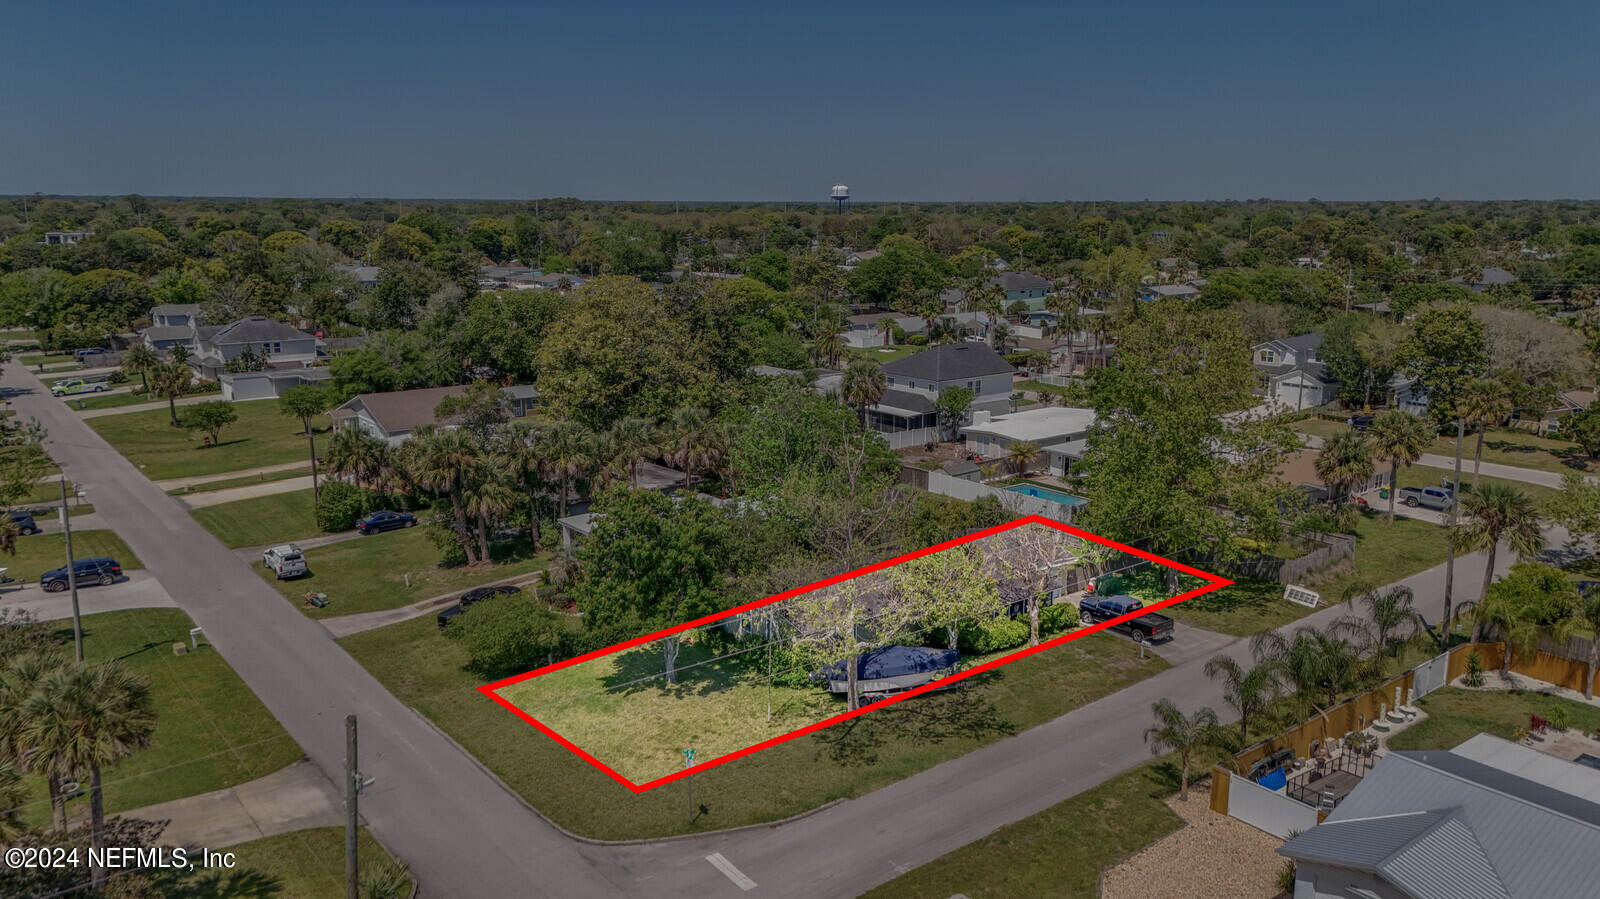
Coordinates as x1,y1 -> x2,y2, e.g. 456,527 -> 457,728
262,544 -> 309,580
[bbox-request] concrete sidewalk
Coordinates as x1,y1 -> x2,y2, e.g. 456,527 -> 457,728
96,759 -> 344,848
76,393 -> 221,419
154,460 -> 309,491
319,571 -> 551,638
178,475 -> 315,508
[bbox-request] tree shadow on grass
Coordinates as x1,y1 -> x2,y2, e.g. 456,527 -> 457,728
1176,578 -> 1280,615
808,671 -> 1017,767
601,636 -> 758,699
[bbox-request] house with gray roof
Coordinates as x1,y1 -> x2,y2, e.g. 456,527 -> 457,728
1449,266 -> 1518,293
187,316 -> 320,379
1252,333 -> 1340,410
1278,735 -> 1600,899
334,263 -> 382,288
1143,282 -> 1201,300
866,343 -> 1017,435
142,304 -> 204,351
330,383 -> 538,445
219,368 -> 332,402
844,312 -> 925,349
985,272 -> 1052,309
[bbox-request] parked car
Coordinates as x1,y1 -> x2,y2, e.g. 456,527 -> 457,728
262,543 -> 309,579
1398,485 -> 1454,511
1077,594 -> 1175,644
356,510 -> 416,534
1347,413 -> 1374,431
460,584 -> 522,607
51,378 -> 107,397
40,557 -> 123,592
6,510 -> 40,536
73,347 -> 112,363
436,604 -> 467,630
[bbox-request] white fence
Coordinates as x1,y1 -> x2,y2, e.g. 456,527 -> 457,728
879,427 -> 943,449
1227,773 -> 1320,839
1029,373 -> 1076,388
1410,649 -> 1452,699
926,471 -> 1076,523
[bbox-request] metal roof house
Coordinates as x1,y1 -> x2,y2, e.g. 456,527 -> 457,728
1277,736 -> 1600,899
960,406 -> 1098,478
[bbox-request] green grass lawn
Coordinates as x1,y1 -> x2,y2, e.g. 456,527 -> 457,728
1387,687 -> 1600,751
342,615 -> 1168,839
864,760 -> 1188,899
169,466 -> 311,496
15,609 -> 303,830
65,390 -> 153,411
844,344 -> 922,364
1154,575 -> 1318,636
1298,420 -> 1591,475
191,488 -> 321,548
87,403 -> 329,480
1402,462 -> 1557,504
16,479 -> 94,513
1020,378 -> 1075,397
19,353 -> 77,366
220,827 -> 409,899
6,530 -> 142,581
259,525 -> 548,617
1310,513 -> 1450,603
1292,418 -> 1348,440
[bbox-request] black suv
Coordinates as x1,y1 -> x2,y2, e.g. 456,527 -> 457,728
6,510 -> 40,536
40,557 -> 123,592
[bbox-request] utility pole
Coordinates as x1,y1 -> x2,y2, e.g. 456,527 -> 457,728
59,478 -> 82,662
1441,418 -> 1466,640
345,715 -> 358,899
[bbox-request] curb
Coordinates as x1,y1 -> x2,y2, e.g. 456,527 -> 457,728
407,705 -> 845,846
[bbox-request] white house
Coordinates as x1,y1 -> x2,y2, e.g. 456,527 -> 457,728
866,343 -> 1018,435
329,383 -> 537,445
187,317 -> 320,379
960,406 -> 1098,477
1251,333 -> 1340,410
843,313 -> 925,349
218,368 -> 332,402
142,304 -> 204,352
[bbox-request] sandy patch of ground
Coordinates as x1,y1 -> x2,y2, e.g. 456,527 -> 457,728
1101,782 -> 1284,899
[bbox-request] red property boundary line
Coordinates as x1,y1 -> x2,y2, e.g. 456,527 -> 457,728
477,514 -> 1233,793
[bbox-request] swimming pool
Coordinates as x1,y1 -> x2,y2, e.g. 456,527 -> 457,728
1005,483 -> 1087,507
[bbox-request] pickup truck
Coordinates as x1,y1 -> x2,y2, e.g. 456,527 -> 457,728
262,543 -> 308,580
1077,594 -> 1175,644
1398,485 -> 1454,511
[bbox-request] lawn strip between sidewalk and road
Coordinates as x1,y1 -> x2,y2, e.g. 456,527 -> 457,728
191,488 -> 321,549
87,403 -> 330,481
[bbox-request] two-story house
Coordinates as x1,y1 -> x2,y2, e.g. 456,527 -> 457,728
1251,333 -> 1340,410
866,343 -> 1017,434
142,304 -> 204,351
986,272 -> 1052,310
188,316 -> 320,379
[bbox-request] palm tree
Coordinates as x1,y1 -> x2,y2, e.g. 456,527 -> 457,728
462,466 -> 518,565
1314,430 -> 1375,507
1451,483 -> 1544,634
543,420 -> 593,517
0,652 -> 66,832
928,319 -> 958,345
875,316 -> 895,347
402,427 -> 483,564
324,427 -> 392,493
666,407 -> 725,489
812,326 -> 845,368
499,422 -> 548,549
1251,626 -> 1362,717
119,342 -> 159,395
1142,699 -> 1232,801
1367,410 -> 1433,523
1337,584 -> 1424,659
840,359 -> 887,427
1457,378 -> 1513,488
993,320 -> 1014,352
1007,440 -> 1040,476
150,359 -> 192,427
606,417 -> 657,487
22,661 -> 155,889
0,755 -> 24,842
278,385 -> 329,503
1203,654 -> 1280,741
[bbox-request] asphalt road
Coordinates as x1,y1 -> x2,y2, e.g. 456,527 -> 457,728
2,356 -> 1542,899
2,362 -> 624,898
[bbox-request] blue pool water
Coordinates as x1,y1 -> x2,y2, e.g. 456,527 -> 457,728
1005,483 -> 1087,507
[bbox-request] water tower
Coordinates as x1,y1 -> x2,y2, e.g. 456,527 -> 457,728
830,184 -> 849,213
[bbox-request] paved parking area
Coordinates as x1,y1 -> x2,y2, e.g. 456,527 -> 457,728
0,569 -> 177,621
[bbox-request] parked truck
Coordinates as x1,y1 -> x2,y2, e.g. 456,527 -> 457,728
1397,484 -> 1454,511
1077,594 -> 1175,645
262,543 -> 308,580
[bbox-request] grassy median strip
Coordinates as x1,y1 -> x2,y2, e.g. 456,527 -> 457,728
88,403 -> 329,480
169,466 -> 311,496
223,827 -> 410,898
15,608 -> 303,830
863,760 -> 1187,899
341,616 -> 1168,839
258,525 -> 548,618
191,489 -> 321,548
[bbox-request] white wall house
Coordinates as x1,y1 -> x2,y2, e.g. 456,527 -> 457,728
960,406 -> 1098,477
867,343 -> 1018,436
219,368 -> 332,402
843,313 -> 925,349
1252,333 -> 1340,410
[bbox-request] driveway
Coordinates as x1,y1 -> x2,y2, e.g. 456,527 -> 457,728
0,569 -> 177,621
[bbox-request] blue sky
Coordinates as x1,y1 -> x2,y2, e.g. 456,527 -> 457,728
2,0 -> 1596,200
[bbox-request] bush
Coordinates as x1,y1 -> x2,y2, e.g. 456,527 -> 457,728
315,480 -> 377,532
443,596 -> 566,680
1040,602 -> 1077,637
958,615 -> 1030,655
905,333 -> 929,346
426,518 -> 469,566
1464,651 -> 1485,687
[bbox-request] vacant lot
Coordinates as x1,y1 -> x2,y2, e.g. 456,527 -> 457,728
7,530 -> 142,581
343,613 -> 1167,839
258,525 -> 548,617
864,760 -> 1188,899
14,608 -> 302,829
1150,575 -> 1313,636
1387,687 -> 1600,751
1311,513 -> 1449,603
88,403 -> 329,480
192,488 -> 320,548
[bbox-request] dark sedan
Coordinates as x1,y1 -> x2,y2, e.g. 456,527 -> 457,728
460,584 -> 522,607
356,510 -> 416,535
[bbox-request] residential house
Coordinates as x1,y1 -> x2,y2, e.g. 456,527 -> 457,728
334,263 -> 382,288
42,230 -> 90,245
1251,334 -> 1340,410
842,248 -> 882,268
218,368 -> 332,402
869,343 -> 1018,434
1143,283 -> 1200,301
186,316 -> 320,380
1449,266 -> 1518,293
1278,735 -> 1600,899
844,313 -> 925,349
986,272 -> 1052,310
329,383 -> 537,445
142,304 -> 204,352
960,406 -> 1097,477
